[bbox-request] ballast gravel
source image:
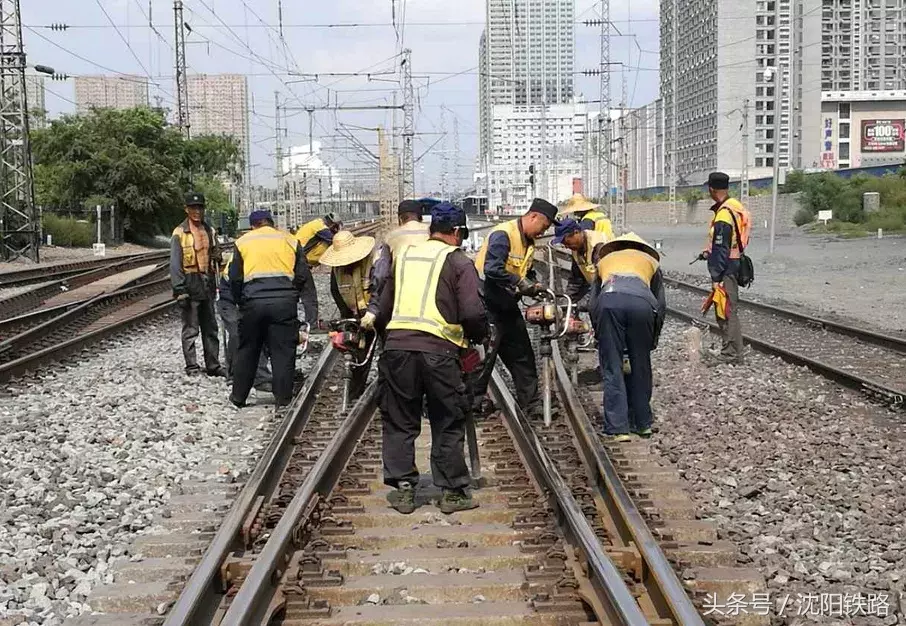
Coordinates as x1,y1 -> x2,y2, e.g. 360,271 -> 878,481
0,318 -> 271,625
652,320 -> 906,625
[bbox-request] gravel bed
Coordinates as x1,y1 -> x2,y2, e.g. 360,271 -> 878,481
635,225 -> 906,332
666,285 -> 906,396
652,319 -> 906,625
0,319 -> 266,625
0,284 -> 50,305
0,244 -> 157,274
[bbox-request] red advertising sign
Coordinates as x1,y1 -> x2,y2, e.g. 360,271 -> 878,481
861,119 -> 905,152
572,177 -> 583,194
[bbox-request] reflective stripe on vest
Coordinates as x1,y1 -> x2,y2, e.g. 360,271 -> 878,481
335,255 -> 373,315
474,219 -> 534,280
385,221 -> 430,259
571,230 -> 610,284
706,198 -> 751,260
295,218 -> 329,266
386,239 -> 467,348
235,226 -> 297,282
596,248 -> 659,287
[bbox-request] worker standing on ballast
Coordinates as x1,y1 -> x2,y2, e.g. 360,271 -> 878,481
593,233 -> 666,442
702,172 -> 751,364
319,230 -> 378,400
552,217 -> 612,309
472,199 -> 558,417
369,199 -> 430,313
294,214 -> 341,267
228,209 -> 318,410
170,192 -> 226,377
374,202 -> 488,515
560,193 -> 615,239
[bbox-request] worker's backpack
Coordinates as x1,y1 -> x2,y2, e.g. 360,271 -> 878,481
728,210 -> 755,288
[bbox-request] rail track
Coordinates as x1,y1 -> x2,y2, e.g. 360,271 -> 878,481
664,276 -> 906,406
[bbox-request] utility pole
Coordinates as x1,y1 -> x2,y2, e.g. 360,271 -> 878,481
401,48 -> 415,199
598,0 -> 611,209
378,127 -> 398,228
0,0 -> 39,261
741,99 -> 750,205
452,115 -> 460,197
439,107 -> 448,199
615,69 -> 628,234
539,100 -> 547,200
667,0 -> 678,225
173,0 -> 189,138
274,91 -> 285,229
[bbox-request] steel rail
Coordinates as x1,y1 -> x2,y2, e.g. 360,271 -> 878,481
664,276 -> 906,354
550,341 -> 705,625
488,369 -> 649,626
164,346 -> 341,626
219,381 -> 380,626
667,307 -> 905,406
0,250 -> 169,288
0,300 -> 177,382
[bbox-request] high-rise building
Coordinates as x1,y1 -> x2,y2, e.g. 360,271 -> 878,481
821,0 -> 906,92
73,75 -> 148,113
25,73 -> 46,129
660,0 -> 821,184
479,0 -> 575,168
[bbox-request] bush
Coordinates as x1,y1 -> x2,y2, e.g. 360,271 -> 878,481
793,207 -> 814,227
42,214 -> 94,247
865,208 -> 906,232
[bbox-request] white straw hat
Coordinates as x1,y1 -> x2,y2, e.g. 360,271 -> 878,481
319,230 -> 375,267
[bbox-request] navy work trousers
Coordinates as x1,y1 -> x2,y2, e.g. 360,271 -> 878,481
595,291 -> 656,435
217,298 -> 272,386
232,297 -> 298,406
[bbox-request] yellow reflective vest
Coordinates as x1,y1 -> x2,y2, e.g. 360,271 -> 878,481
705,198 -> 751,260
295,218 -> 330,266
334,255 -> 373,316
571,230 -> 611,285
596,248 -> 660,287
582,210 -> 615,239
172,223 -> 216,275
387,239 -> 467,348
385,220 -> 430,258
474,219 -> 534,280
235,226 -> 298,282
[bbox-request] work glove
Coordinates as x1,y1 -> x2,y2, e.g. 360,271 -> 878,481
515,278 -> 543,297
359,311 -> 377,331
174,293 -> 189,302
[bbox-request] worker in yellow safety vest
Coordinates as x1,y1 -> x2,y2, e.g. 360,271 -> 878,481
702,172 -> 751,364
472,198 -> 558,417
592,233 -> 666,443
559,193 -> 615,239
373,201 -> 489,515
367,199 -> 431,329
320,230 -> 378,400
552,217 -> 613,309
170,191 -> 226,377
294,214 -> 341,267
228,209 -> 318,410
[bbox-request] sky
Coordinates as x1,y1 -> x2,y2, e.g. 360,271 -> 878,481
22,0 -> 661,194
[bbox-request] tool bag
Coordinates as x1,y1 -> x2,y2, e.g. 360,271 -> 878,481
728,209 -> 755,288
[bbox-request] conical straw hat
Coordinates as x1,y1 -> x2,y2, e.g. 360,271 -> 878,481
319,230 -> 375,267
597,232 -> 660,261
559,193 -> 601,215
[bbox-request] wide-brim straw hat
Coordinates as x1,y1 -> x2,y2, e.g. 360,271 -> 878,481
597,232 -> 660,262
559,193 -> 601,215
319,230 -> 375,267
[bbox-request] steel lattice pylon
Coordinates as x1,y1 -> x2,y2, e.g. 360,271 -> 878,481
598,0 -> 611,211
173,0 -> 189,138
378,127 -> 398,231
0,0 -> 38,261
401,49 -> 415,199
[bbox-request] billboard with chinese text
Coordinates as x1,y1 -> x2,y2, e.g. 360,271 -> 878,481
861,119 -> 905,152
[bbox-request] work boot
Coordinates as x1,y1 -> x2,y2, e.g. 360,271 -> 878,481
185,365 -> 202,376
229,396 -> 246,409
254,381 -> 273,393
390,481 -> 417,515
439,489 -> 478,515
604,433 -> 632,443
633,428 -> 654,439
206,366 -> 227,378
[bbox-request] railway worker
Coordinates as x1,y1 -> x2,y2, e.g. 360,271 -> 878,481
319,230 -> 378,399
294,214 -> 341,267
217,248 -> 272,392
703,172 -> 751,364
228,209 -> 318,410
367,199 -> 431,328
593,233 -> 666,442
552,217 -> 612,308
170,191 -> 226,377
374,201 -> 488,514
561,193 -> 615,239
472,198 -> 559,417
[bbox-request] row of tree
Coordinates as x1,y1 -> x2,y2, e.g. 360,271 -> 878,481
32,107 -> 241,242
785,169 -> 906,230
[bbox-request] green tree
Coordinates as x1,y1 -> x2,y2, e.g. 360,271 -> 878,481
31,107 -> 240,241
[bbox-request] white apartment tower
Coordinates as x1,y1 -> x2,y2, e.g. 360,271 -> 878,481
25,73 -> 46,129
186,74 -> 250,154
74,75 -> 149,113
660,0 -> 821,184
479,0 -> 576,166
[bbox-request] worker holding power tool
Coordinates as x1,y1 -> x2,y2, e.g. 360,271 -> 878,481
552,217 -> 612,311
593,233 -> 666,442
374,202 -> 488,515
472,198 -> 558,418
